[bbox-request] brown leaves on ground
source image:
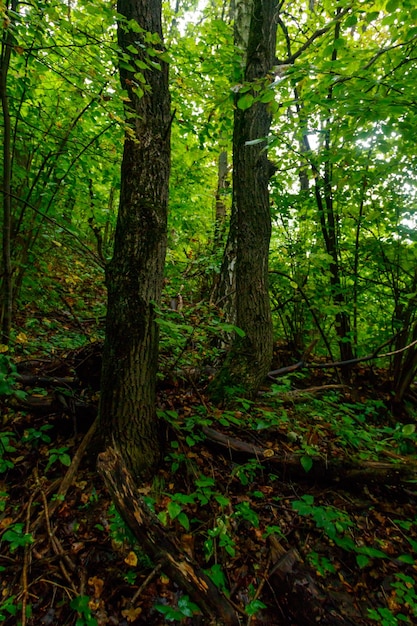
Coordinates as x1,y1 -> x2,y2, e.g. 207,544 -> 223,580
1,351 -> 417,625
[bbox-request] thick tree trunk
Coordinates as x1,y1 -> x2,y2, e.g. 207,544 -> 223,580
98,0 -> 171,478
211,0 -> 276,399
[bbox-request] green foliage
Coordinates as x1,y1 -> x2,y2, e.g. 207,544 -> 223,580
0,431 -> 17,473
45,447 -> 71,472
292,495 -> 387,568
22,424 -> 53,447
0,355 -> 26,400
0,595 -> 17,621
205,516 -> 236,559
2,523 -> 34,552
204,563 -> 229,594
154,595 -> 200,622
367,572 -> 417,625
70,595 -> 98,626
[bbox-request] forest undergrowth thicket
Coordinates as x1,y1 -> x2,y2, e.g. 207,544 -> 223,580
1,254 -> 417,626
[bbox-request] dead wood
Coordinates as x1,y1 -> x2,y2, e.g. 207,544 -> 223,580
202,426 -> 417,487
268,536 -> 357,625
97,447 -> 240,626
15,374 -> 76,387
31,418 -> 98,534
268,336 -> 417,379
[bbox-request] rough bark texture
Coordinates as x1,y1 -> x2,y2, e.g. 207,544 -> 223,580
98,0 -> 171,478
0,1 -> 18,344
211,0 -> 276,400
98,448 -> 240,626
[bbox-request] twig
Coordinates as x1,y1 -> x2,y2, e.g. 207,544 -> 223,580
246,555 -> 271,626
131,563 -> 162,604
35,469 -> 77,587
268,337 -> 417,378
31,417 -> 98,533
21,489 -> 36,626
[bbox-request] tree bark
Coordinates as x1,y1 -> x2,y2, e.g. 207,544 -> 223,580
0,0 -> 18,344
210,0 -> 277,400
98,448 -> 240,626
98,0 -> 171,478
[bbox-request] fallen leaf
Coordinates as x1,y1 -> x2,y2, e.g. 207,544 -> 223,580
122,606 -> 142,622
88,576 -> 104,598
124,551 -> 138,567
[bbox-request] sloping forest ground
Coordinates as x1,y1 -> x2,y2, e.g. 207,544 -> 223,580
1,256 -> 417,626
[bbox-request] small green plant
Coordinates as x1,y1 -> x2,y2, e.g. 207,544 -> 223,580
154,594 -> 200,622
245,583 -> 267,616
22,424 -> 53,446
0,431 -> 16,473
204,516 -> 235,559
0,594 -> 17,621
233,501 -> 259,528
292,495 -> 387,567
107,503 -> 136,547
368,607 -> 409,625
263,524 -> 285,539
204,563 -> 229,594
381,423 -> 417,455
2,523 -> 34,552
45,446 -> 71,472
0,490 -> 8,512
232,458 -> 261,486
307,551 -> 336,576
124,570 -> 137,585
391,573 -> 417,619
70,595 -> 98,626
0,354 -> 26,400
158,495 -> 192,531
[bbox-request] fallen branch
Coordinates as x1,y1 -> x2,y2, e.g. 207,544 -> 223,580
31,418 -> 98,534
268,336 -> 417,379
97,447 -> 240,626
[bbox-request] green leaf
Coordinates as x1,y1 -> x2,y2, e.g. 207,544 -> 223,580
245,599 -> 267,616
205,563 -> 228,592
344,14 -> 357,27
177,511 -> 190,531
397,554 -> 415,564
300,455 -> 313,473
356,554 -> 370,568
402,424 -> 416,437
167,501 -> 182,520
237,93 -> 254,110
260,89 -> 275,103
385,0 -> 400,12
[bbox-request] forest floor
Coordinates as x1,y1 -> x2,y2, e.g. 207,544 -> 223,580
1,267 -> 417,625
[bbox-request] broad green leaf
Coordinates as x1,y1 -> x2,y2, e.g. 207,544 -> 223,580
300,455 -> 313,473
237,93 -> 254,110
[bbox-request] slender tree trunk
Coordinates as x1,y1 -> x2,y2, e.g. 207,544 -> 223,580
213,151 -> 228,246
98,0 -> 171,478
0,0 -> 18,344
210,0 -> 276,399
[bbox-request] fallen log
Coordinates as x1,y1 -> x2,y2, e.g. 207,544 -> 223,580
202,426 -> 417,486
97,447 -> 240,626
268,536 -> 358,625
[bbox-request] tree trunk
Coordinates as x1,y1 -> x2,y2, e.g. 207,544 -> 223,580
210,0 -> 276,399
98,0 -> 171,478
0,1 -> 18,344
